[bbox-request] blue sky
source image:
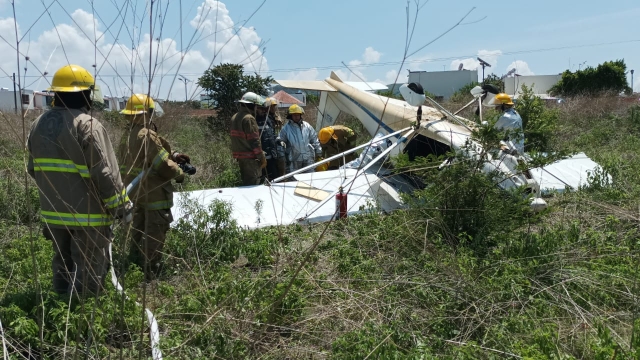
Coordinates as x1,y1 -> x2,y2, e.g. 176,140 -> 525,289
0,0 -> 638,100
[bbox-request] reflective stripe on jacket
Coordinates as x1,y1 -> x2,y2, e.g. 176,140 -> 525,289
278,120 -> 321,166
118,123 -> 183,210
27,107 -> 129,228
230,108 -> 263,160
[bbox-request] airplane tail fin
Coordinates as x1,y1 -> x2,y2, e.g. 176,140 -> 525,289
330,71 -> 344,82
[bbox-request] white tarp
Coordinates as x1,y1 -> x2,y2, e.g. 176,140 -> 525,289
530,152 -> 609,194
172,169 -> 404,229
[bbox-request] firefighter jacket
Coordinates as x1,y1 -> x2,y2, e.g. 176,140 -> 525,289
27,107 -> 130,229
278,120 -> 322,166
256,114 -> 278,159
118,123 -> 184,210
494,108 -> 524,154
321,125 -> 358,168
269,112 -> 283,131
230,107 -> 265,160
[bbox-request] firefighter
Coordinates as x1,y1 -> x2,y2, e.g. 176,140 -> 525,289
118,94 -> 192,280
318,125 -> 358,170
257,98 -> 282,181
266,97 -> 283,130
492,93 -> 524,155
265,97 -> 287,177
27,64 -> 132,295
278,104 -> 322,173
230,92 -> 268,185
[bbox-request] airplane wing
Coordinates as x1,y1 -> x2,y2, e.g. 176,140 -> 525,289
171,169 -> 408,229
529,152 -> 610,194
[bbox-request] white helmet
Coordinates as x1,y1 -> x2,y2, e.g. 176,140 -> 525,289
238,92 -> 266,105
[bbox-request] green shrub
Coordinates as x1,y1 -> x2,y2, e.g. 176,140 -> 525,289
550,59 -> 632,96
515,84 -> 559,153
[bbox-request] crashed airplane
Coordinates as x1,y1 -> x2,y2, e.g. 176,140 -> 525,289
173,71 -> 606,229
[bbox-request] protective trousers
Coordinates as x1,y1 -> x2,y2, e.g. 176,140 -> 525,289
238,158 -> 262,186
44,226 -> 112,295
129,207 -> 172,279
263,158 -> 280,181
277,158 -> 286,177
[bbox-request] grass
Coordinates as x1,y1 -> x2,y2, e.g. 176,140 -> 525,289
0,99 -> 640,358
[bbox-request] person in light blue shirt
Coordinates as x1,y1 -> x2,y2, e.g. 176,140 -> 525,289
492,93 -> 524,155
278,104 -> 322,173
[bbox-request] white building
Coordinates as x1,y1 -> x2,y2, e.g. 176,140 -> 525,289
0,88 -> 34,112
504,74 -> 562,99
33,91 -> 54,110
408,69 -> 478,100
103,96 -> 129,111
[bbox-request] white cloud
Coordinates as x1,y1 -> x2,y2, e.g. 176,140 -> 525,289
362,46 -> 382,64
333,69 -> 350,81
506,60 -> 534,76
0,1 -> 267,101
384,69 -> 399,84
406,54 -> 433,72
450,58 -> 479,71
195,0 -> 267,72
286,68 -> 320,81
337,46 -> 384,82
477,50 -> 501,67
450,49 -> 502,73
341,60 -> 365,81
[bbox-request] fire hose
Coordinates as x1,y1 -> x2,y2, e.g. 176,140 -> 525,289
110,169 -> 163,360
0,315 -> 7,360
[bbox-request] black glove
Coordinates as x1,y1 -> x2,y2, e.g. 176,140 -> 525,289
179,162 -> 197,175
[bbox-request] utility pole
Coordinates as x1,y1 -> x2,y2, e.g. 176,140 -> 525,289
178,75 -> 191,102
477,57 -> 491,83
12,73 -> 17,114
632,70 -> 635,94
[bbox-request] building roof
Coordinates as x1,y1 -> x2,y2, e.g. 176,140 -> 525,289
272,90 -> 303,105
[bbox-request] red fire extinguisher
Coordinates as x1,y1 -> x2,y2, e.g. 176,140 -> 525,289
335,186 -> 348,219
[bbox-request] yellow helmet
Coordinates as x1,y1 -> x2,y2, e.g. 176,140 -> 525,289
318,126 -> 335,144
265,97 -> 278,106
121,94 -> 155,115
288,104 -> 304,115
48,64 -> 95,92
315,162 -> 328,172
494,93 -> 514,106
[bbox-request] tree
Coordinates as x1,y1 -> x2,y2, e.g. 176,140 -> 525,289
449,82 -> 480,103
483,74 -> 505,92
377,90 -> 404,100
515,84 -> 558,153
448,75 -> 505,104
550,59 -> 632,97
197,63 -> 273,131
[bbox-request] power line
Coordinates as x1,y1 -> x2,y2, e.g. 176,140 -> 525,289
9,38 -> 640,81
